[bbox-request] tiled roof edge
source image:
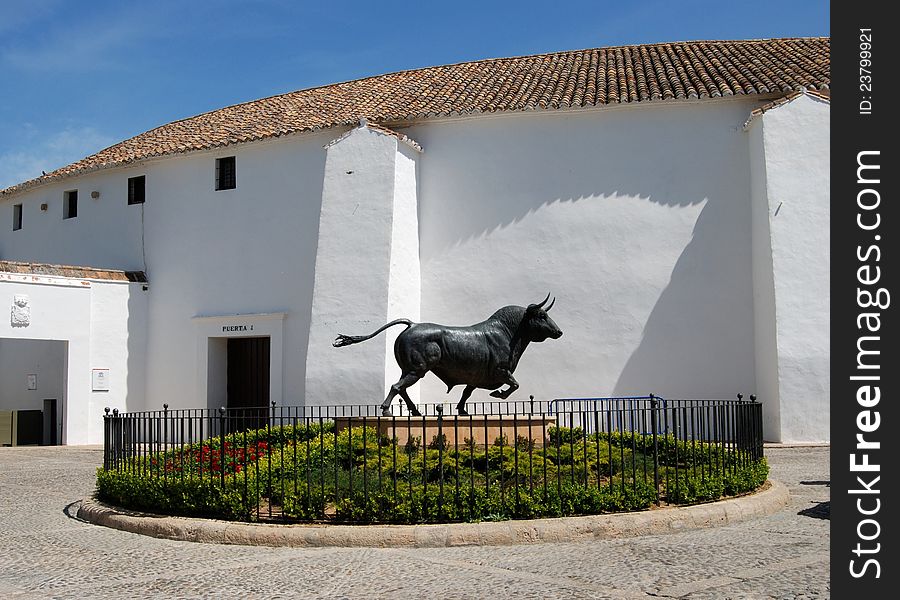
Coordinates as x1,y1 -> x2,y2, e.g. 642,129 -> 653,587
322,119 -> 423,152
0,260 -> 147,283
1,37 -> 829,198
0,124 -> 343,199
742,89 -> 830,130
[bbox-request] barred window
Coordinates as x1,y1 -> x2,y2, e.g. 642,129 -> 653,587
128,175 -> 146,205
215,157 -> 236,191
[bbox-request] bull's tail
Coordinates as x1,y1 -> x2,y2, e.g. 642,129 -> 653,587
333,319 -> 413,347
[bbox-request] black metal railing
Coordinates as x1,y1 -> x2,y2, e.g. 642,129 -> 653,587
101,395 -> 764,523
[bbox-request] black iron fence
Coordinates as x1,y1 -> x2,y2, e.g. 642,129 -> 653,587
101,395 -> 764,523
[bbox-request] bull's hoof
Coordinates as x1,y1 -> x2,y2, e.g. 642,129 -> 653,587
381,407 -> 393,417
457,408 -> 469,416
489,390 -> 504,398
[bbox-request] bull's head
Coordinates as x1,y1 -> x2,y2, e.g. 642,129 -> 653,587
523,293 -> 563,342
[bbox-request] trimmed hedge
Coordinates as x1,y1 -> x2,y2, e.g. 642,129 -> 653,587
97,424 -> 767,524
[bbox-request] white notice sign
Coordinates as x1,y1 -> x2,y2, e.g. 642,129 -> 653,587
26,374 -> 37,390
92,369 -> 110,391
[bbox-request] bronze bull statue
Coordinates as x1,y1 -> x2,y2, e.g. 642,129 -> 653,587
334,293 -> 562,416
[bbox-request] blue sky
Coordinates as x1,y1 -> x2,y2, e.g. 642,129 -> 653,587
0,0 -> 828,190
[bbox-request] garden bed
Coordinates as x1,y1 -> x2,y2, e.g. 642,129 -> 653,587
97,421 -> 768,524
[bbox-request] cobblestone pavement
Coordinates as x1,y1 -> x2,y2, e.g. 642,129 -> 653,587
0,445 -> 829,599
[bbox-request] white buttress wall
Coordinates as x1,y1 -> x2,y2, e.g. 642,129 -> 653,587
408,98 -> 761,409
748,121 -> 782,440
305,125 -> 421,409
385,145 -> 421,401
753,95 -> 830,443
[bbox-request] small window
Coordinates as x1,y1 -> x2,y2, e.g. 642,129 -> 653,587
215,156 -> 236,191
63,190 -> 78,219
128,175 -> 146,205
13,204 -> 22,230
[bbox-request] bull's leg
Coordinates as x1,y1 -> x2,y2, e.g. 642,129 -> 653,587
489,372 -> 519,399
381,372 -> 423,416
397,386 -> 421,417
456,385 -> 476,416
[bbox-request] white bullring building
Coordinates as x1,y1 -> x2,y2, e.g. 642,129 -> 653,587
0,38 -> 830,445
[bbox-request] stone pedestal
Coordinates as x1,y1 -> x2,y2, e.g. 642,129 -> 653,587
333,414 -> 556,448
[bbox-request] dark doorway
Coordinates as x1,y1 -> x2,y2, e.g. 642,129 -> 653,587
226,337 -> 270,432
43,399 -> 58,445
16,410 -> 42,445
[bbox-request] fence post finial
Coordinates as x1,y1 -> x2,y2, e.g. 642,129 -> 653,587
737,393 -> 744,402
749,394 -> 757,402
104,407 -> 110,416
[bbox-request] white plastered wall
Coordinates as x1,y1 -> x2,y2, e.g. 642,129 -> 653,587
407,98 -> 761,408
192,312 -> 286,410
0,273 -> 147,444
137,131 -> 332,410
0,93 -> 829,444
90,280 -> 148,418
0,170 -> 145,270
748,94 -> 830,443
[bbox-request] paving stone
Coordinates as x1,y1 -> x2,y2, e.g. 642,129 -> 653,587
0,445 -> 829,598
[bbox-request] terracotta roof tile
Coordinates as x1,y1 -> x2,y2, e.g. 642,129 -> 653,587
1,37 -> 829,197
0,261 -> 147,283
742,88 -> 830,130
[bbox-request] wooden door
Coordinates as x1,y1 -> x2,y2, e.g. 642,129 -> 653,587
226,337 -> 270,432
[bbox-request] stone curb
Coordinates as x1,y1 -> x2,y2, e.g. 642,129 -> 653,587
76,480 -> 789,548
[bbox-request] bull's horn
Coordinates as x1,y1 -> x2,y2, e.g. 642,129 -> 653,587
535,292 -> 551,308
546,297 -> 555,311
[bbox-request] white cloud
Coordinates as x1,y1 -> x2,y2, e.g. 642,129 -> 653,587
0,3 -> 168,73
0,126 -> 115,190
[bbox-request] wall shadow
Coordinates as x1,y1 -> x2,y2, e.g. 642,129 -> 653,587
411,100 -> 760,400
415,104 -> 731,258
612,197 -> 756,398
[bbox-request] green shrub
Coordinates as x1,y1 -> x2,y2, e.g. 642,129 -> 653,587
515,435 -> 535,453
428,433 -> 448,450
96,422 -> 767,524
548,425 -> 584,445
664,458 -> 768,504
403,436 -> 421,455
724,457 -> 769,496
96,468 -> 254,520
665,473 -> 725,504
